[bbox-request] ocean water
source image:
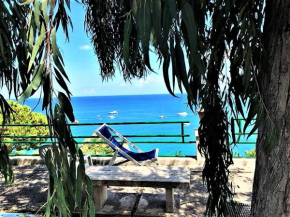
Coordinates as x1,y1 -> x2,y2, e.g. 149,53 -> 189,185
20,94 -> 255,157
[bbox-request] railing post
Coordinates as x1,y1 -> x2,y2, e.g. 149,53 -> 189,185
181,123 -> 185,143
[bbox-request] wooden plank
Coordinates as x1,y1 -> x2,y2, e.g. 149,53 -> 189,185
86,166 -> 190,189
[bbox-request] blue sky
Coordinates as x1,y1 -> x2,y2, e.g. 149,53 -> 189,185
56,1 -> 170,97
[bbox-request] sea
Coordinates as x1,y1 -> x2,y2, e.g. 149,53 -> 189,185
19,94 -> 255,157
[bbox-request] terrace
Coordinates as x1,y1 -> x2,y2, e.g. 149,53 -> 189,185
1,121 -> 255,216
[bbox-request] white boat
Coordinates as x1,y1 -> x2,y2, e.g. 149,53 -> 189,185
159,115 -> 165,118
108,115 -> 115,119
178,112 -> 188,116
108,110 -> 118,114
184,123 -> 190,126
73,120 -> 79,123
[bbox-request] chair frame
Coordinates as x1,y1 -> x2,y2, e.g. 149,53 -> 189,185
95,123 -> 158,166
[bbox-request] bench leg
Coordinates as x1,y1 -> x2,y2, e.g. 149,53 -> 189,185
94,186 -> 108,211
166,188 -> 174,213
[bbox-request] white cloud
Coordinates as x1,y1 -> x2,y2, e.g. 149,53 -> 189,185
79,45 -> 91,50
84,88 -> 96,95
119,83 -> 127,87
133,75 -> 163,87
117,75 -> 164,90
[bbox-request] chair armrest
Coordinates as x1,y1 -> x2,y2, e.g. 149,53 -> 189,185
84,154 -> 93,166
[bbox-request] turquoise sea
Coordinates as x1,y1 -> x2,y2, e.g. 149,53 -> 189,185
17,94 -> 255,157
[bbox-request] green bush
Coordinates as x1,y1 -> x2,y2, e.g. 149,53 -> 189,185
0,101 -> 49,153
245,148 -> 256,157
80,137 -> 114,156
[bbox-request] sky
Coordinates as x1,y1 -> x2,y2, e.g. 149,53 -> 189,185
55,2 -> 171,97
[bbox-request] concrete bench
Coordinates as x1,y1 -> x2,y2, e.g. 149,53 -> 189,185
85,166 -> 190,213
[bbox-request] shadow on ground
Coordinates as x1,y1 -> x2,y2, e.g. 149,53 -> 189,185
0,165 -> 253,217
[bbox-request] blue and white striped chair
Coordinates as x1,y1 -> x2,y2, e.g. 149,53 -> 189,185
95,124 -> 159,166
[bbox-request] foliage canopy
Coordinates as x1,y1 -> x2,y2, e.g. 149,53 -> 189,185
0,0 -> 277,216
0,101 -> 49,153
82,0 -> 266,215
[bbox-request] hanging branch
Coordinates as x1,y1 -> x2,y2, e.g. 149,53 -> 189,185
0,0 -> 95,215
83,0 -> 265,216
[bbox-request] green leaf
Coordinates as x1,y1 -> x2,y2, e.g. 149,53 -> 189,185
45,195 -> 52,217
168,0 -> 177,19
20,0 -> 33,5
151,0 -> 163,51
18,85 -> 33,102
51,27 -> 65,65
170,37 -> 177,92
34,0 -> 40,29
42,73 -> 51,110
31,64 -> 44,90
230,118 -> 236,144
163,55 -> 176,96
175,35 -> 192,99
53,54 -> 67,81
163,0 -> 172,42
54,68 -> 71,97
28,25 -> 34,50
75,166 -> 82,207
137,0 -> 152,69
41,0 -> 49,24
88,193 -> 95,217
58,92 -> 75,122
131,0 -> 138,15
244,101 -> 259,132
82,202 -> 89,217
123,15 -> 132,69
0,35 -> 6,63
28,23 -> 45,72
19,63 -> 44,102
181,0 -> 197,56
180,0 -> 204,73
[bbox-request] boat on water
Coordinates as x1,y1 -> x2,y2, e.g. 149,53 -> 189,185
184,123 -> 190,126
177,112 -> 188,116
108,110 -> 118,114
159,115 -> 165,118
73,120 -> 79,124
108,115 -> 115,119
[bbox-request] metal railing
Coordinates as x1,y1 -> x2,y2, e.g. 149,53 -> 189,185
2,119 -> 257,157
2,121 -> 195,157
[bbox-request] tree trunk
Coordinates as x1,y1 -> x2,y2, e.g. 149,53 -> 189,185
251,1 -> 290,216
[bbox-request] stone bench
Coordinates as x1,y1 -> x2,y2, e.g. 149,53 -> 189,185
85,166 -> 190,213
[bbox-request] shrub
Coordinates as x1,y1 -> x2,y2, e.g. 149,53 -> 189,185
80,137 -> 114,156
245,148 -> 256,157
0,101 -> 49,153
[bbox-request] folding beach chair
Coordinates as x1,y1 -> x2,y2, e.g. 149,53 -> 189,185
95,124 -> 159,166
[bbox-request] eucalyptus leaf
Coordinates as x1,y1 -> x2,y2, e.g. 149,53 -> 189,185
41,0 -> 49,24
137,0 -> 152,69
20,0 -> 34,5
58,92 -> 75,122
28,23 -> 45,72
34,0 -> 40,29
123,15 -> 132,69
